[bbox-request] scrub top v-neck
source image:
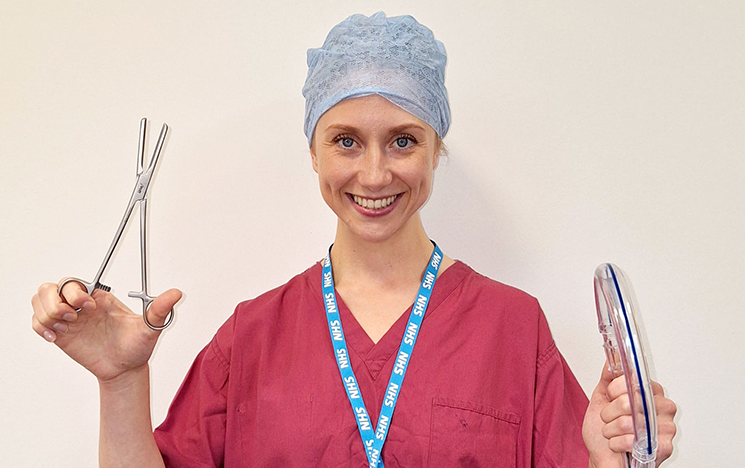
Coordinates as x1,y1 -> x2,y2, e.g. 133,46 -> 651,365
321,245 -> 443,467
154,261 -> 590,467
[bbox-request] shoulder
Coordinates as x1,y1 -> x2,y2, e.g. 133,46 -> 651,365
211,262 -> 323,360
446,260 -> 555,351
450,260 -> 543,314
234,262 -> 321,315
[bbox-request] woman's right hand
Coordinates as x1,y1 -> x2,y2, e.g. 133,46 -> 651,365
31,281 -> 182,383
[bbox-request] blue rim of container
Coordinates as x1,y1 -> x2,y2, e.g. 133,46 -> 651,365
608,264 -> 653,456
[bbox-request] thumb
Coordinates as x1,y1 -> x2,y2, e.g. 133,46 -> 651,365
591,360 -> 616,403
145,288 -> 182,329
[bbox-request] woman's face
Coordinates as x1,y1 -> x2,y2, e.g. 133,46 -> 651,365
311,94 -> 441,244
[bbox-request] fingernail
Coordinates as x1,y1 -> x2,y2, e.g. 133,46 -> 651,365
83,301 -> 94,311
63,313 -> 77,322
43,330 -> 56,342
53,322 -> 69,333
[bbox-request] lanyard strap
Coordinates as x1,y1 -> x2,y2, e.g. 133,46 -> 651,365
322,242 -> 443,468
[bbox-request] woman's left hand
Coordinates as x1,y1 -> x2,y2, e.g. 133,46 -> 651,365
582,363 -> 678,468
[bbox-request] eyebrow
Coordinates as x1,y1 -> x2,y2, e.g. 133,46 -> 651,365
389,123 -> 427,134
323,124 -> 358,134
322,123 -> 428,135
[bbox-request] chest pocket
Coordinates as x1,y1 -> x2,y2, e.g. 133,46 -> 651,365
428,397 -> 520,468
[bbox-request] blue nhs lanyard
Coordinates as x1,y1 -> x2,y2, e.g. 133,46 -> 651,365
322,242 -> 443,468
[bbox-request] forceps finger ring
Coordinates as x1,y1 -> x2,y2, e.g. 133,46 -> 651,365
58,118 -> 175,331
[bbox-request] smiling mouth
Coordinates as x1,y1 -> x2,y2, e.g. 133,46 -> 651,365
351,194 -> 399,210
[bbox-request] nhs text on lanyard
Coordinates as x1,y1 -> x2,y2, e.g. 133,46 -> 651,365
322,242 -> 443,468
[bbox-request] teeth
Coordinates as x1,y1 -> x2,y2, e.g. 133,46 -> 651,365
352,194 -> 398,210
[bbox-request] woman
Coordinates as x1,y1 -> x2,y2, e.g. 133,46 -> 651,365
31,12 -> 676,467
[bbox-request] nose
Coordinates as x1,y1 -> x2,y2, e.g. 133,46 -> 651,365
357,144 -> 392,192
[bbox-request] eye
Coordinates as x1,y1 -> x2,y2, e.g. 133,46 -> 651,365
333,134 -> 356,149
394,134 -> 416,149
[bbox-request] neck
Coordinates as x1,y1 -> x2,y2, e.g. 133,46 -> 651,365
329,215 -> 434,290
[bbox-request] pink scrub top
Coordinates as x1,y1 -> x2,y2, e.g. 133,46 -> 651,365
154,261 -> 590,467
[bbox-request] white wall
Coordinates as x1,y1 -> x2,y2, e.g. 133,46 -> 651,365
1,1 -> 742,465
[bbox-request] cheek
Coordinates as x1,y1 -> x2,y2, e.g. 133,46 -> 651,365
317,164 -> 350,194
403,161 -> 435,192
317,173 -> 342,211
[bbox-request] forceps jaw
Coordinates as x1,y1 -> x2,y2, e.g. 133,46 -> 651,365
130,122 -> 168,204
137,118 -> 146,175
136,118 -> 168,176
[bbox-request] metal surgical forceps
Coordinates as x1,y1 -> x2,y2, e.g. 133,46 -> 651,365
59,118 -> 174,331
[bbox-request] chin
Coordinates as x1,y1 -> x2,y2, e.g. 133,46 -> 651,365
351,229 -> 400,244
346,217 -> 418,244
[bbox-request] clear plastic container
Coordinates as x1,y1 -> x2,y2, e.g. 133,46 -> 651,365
594,263 -> 657,468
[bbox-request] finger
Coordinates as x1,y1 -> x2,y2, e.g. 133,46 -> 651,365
31,311 -> 56,342
650,380 -> 665,397
35,283 -> 77,326
32,291 -> 70,335
601,414 -> 633,440
607,433 -> 634,454
600,392 -> 630,423
59,280 -> 96,312
655,395 -> 678,418
606,374 -> 628,401
144,288 -> 182,329
656,419 -> 677,461
657,437 -> 674,462
658,418 -> 677,437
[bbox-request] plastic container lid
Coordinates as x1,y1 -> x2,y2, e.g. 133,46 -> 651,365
594,263 -> 657,468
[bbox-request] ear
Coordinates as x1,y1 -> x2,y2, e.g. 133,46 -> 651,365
432,137 -> 442,170
310,140 -> 319,174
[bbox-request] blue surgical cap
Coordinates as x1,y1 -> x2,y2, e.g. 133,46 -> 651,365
302,12 -> 451,145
